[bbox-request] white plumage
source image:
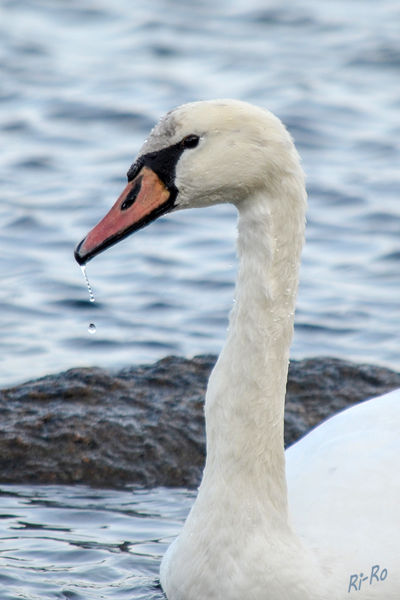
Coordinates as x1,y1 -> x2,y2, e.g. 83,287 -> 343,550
153,100 -> 400,599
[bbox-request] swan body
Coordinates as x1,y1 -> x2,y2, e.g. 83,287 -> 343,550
75,99 -> 400,599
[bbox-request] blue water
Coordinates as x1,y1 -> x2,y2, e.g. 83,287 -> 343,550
0,0 -> 399,388
0,485 -> 193,599
0,0 -> 399,597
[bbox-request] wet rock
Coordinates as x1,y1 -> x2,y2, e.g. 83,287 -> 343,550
284,357 -> 400,444
0,356 -> 399,488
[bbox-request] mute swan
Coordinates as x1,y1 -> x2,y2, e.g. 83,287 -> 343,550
75,100 -> 400,600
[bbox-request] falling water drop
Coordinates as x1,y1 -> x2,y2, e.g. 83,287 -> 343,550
80,265 -> 95,303
79,265 -> 97,334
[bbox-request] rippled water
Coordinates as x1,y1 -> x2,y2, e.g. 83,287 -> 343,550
1,1 -> 399,596
0,484 -> 194,599
0,0 -> 399,388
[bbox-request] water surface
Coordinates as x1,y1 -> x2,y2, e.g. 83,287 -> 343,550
0,0 -> 399,387
0,484 -> 194,599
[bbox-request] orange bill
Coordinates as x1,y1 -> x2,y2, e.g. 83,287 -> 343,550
75,167 -> 174,265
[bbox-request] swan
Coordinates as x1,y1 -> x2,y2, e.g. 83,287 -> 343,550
75,99 -> 400,599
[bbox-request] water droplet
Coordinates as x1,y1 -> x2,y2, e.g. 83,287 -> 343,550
88,323 -> 96,334
80,265 -> 95,303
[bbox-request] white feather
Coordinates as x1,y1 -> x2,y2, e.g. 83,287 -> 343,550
136,100 -> 400,599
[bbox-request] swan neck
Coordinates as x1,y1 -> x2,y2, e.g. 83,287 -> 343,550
203,188 -> 305,513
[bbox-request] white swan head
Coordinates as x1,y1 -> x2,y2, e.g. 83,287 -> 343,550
75,99 -> 304,264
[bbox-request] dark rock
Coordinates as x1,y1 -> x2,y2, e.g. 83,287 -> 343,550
0,355 -> 399,488
285,357 -> 400,444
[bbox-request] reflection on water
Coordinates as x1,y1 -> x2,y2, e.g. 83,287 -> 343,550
0,484 -> 194,600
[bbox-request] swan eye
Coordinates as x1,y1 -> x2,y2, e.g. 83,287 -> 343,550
182,134 -> 200,149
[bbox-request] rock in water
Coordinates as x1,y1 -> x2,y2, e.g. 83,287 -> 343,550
0,356 -> 399,488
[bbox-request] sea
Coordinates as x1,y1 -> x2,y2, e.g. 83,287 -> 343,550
0,0 -> 399,597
